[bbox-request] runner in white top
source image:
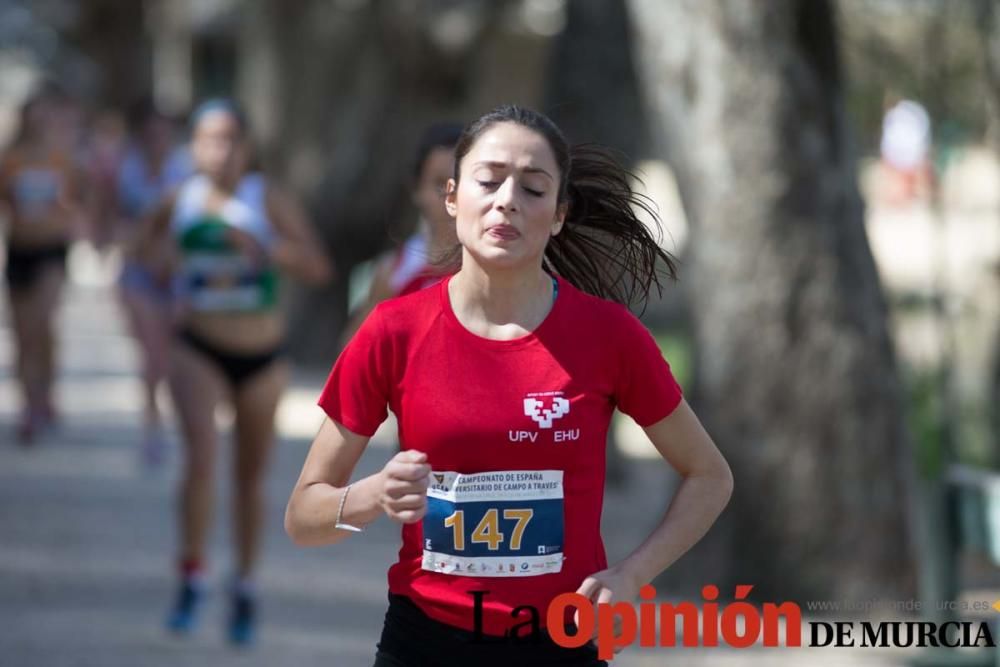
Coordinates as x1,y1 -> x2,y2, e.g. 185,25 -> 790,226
133,98 -> 332,646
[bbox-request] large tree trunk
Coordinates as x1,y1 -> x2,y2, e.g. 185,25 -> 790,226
238,0 -> 553,364
975,0 -> 1000,464
628,0 -> 917,603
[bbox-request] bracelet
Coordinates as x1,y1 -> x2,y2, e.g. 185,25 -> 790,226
335,483 -> 364,533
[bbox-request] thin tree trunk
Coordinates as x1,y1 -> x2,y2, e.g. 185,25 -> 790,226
543,0 -> 654,489
543,0 -> 648,157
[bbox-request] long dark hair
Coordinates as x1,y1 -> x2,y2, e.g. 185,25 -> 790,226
453,105 -> 678,309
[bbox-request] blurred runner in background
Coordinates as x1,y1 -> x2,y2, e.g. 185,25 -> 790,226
133,98 -> 332,646
114,98 -> 192,467
0,83 -> 88,444
880,93 -> 932,206
342,122 -> 463,345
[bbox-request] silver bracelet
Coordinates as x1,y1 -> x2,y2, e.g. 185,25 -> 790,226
335,483 -> 363,532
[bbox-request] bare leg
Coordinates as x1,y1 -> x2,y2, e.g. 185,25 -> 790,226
120,287 -> 172,432
167,340 -> 224,566
8,264 -> 64,440
230,359 -> 288,577
33,266 -> 64,422
8,289 -> 35,428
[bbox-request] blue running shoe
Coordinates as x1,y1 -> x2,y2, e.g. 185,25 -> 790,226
166,580 -> 203,635
228,592 -> 256,647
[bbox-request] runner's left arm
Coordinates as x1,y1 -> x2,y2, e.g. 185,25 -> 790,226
265,185 -> 334,285
623,401 -> 731,584
576,400 -> 732,614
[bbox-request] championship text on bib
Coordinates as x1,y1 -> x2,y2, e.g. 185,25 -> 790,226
422,470 -> 565,577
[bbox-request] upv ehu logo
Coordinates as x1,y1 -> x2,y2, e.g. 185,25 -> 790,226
523,394 -> 569,428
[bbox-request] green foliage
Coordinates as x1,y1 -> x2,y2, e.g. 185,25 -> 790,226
653,330 -> 692,390
905,366 -> 948,478
903,364 -> 995,479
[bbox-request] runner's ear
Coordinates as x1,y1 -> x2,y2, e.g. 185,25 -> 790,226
552,201 -> 567,236
444,179 -> 458,218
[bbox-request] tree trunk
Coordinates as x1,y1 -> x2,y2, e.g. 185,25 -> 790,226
628,0 -> 917,604
542,0 -> 658,489
975,0 -> 1000,465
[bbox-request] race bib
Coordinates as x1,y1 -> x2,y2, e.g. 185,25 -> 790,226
178,217 -> 278,312
182,252 -> 277,311
421,470 -> 564,577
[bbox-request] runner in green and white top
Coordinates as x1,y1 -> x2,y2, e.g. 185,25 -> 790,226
133,98 -> 333,646
171,171 -> 279,312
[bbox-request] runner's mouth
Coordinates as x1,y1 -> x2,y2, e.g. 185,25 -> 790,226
486,225 -> 520,240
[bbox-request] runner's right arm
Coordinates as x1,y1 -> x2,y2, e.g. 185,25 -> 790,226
284,418 -> 431,547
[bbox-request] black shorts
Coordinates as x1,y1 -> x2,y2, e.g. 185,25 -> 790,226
4,243 -> 68,291
175,327 -> 284,389
372,593 -> 608,667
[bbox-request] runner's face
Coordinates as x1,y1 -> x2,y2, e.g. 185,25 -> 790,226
413,147 -> 455,238
446,123 -> 565,271
192,111 -> 246,183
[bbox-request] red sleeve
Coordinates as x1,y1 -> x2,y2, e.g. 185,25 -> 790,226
317,304 -> 393,436
613,307 -> 683,427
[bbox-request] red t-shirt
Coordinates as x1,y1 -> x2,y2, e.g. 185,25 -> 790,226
318,274 -> 683,636
395,271 -> 443,297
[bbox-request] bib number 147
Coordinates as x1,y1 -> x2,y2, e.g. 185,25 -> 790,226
443,508 -> 533,551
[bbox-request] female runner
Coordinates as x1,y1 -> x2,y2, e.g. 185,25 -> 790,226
115,99 -> 192,465
342,122 -> 463,345
1,86 -> 85,443
286,105 -> 732,666
136,98 -> 332,645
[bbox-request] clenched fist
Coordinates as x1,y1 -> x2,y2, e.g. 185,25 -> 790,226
378,450 -> 431,524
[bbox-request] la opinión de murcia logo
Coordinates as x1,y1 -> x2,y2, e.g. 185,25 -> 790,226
524,392 -> 569,429
464,585 -> 999,660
